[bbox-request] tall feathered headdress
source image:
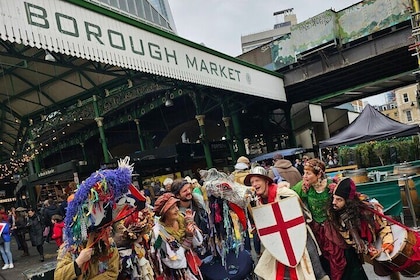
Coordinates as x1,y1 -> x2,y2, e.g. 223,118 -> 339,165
64,156 -> 134,248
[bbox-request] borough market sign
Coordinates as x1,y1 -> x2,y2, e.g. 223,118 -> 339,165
0,0 -> 286,102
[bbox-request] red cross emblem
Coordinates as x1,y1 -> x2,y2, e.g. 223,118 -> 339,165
252,196 -> 307,267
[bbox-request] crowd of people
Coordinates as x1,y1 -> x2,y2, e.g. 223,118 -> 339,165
0,154 -> 419,280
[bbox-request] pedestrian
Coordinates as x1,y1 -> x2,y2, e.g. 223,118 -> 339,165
162,177 -> 173,193
231,156 -> 251,185
0,207 -> 8,223
51,214 -> 64,248
43,199 -> 61,243
151,192 -> 203,279
8,207 -> 21,251
0,215 -> 14,269
328,177 -> 400,280
13,207 -> 29,257
268,153 -> 302,186
291,158 -> 367,280
244,166 -> 329,280
295,158 -> 304,175
27,208 -> 45,262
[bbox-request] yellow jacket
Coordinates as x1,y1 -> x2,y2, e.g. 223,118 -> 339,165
54,246 -> 119,280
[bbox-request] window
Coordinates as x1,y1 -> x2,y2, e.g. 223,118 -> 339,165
390,103 -> 397,109
406,110 -> 413,122
394,112 -> 398,117
403,93 -> 409,103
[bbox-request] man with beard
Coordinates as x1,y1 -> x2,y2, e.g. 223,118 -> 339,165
328,177 -> 395,280
171,178 -> 208,235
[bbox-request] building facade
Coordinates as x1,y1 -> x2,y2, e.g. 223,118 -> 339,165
240,8 -> 297,53
395,84 -> 420,125
85,0 -> 177,33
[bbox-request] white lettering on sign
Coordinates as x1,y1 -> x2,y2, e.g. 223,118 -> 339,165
0,1 -> 285,101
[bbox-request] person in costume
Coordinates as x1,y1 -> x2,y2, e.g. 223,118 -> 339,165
54,157 -> 135,280
151,192 -> 204,280
171,178 -> 209,237
328,177 -> 397,280
199,168 -> 256,279
244,166 -> 329,280
113,207 -> 155,280
291,158 -> 358,280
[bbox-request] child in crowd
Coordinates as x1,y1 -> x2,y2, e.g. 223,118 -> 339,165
0,215 -> 14,269
51,214 -> 64,248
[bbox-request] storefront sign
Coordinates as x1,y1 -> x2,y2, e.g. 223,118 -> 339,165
38,168 -> 56,178
0,1 -> 285,101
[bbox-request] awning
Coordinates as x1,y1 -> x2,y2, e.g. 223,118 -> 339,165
0,1 -> 285,102
251,148 -> 306,162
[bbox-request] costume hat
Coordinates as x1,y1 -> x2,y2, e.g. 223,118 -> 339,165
244,166 -> 273,186
64,156 -> 134,248
153,192 -> 179,216
333,177 -> 356,200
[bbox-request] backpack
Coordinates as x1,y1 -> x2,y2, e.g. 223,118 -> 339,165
270,167 -> 283,184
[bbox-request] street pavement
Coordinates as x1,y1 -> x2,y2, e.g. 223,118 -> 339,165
0,237 -> 58,280
0,216 -> 418,279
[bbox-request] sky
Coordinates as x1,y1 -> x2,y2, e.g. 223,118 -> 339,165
167,0 -> 362,57
167,0 -> 387,106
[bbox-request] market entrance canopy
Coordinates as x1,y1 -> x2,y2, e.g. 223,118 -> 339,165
0,0 -> 286,164
0,0 -> 285,102
319,104 -> 420,148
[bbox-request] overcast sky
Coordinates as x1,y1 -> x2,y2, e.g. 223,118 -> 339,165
167,0 -> 388,105
167,0 -> 361,57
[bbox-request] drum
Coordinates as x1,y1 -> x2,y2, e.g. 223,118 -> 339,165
394,163 -> 420,176
200,250 -> 254,280
375,224 -> 420,277
345,169 -> 370,184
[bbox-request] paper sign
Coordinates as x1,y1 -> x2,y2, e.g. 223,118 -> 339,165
0,223 -> 7,235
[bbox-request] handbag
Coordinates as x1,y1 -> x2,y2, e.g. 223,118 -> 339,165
0,235 -> 4,245
43,226 -> 50,237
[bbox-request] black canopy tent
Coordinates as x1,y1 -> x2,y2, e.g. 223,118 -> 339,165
319,104 -> 420,148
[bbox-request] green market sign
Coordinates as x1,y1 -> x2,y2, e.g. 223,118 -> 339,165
0,1 -> 286,101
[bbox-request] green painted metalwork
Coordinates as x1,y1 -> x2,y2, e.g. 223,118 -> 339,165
231,112 -> 246,156
92,95 -> 109,163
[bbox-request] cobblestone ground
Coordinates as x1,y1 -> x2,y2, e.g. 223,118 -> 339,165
0,236 -> 58,280
1,216 -> 418,280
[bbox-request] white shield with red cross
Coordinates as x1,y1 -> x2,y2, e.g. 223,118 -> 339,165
252,196 -> 307,267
